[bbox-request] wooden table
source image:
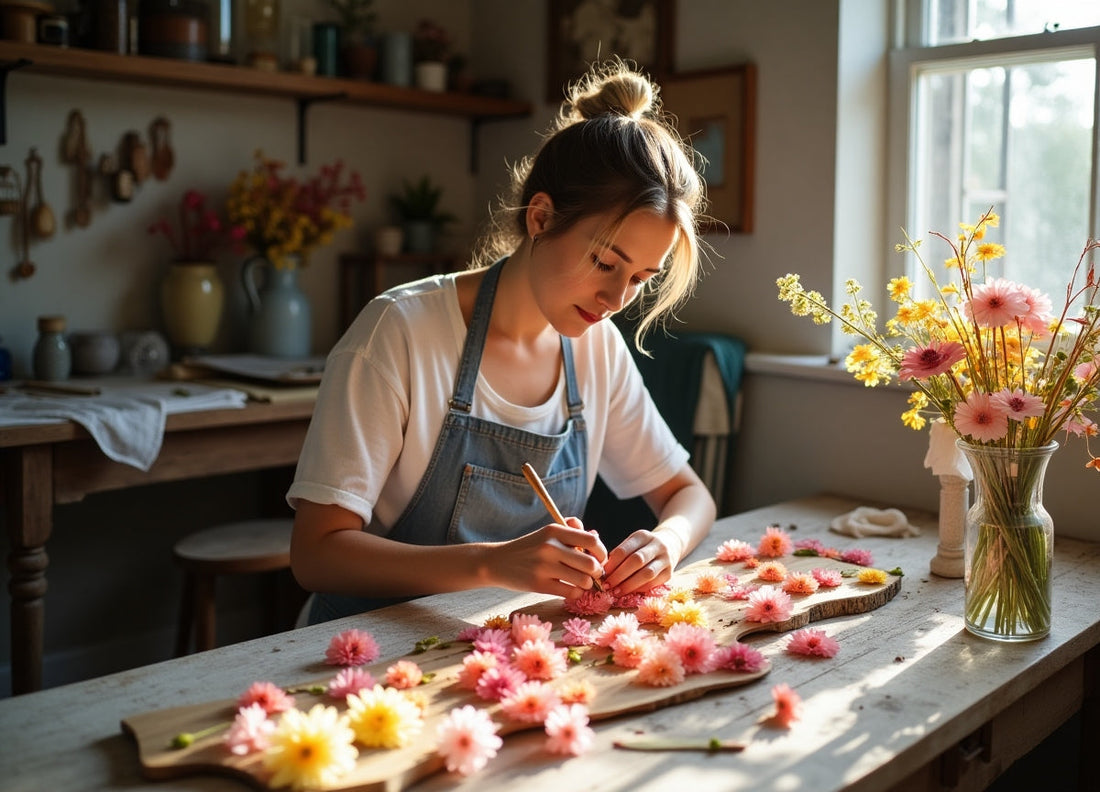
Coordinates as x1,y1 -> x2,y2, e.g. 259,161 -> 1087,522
0,494 -> 1095,791
0,398 -> 316,696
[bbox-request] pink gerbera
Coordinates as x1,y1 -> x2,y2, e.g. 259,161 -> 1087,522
224,703 -> 275,755
511,614 -> 553,645
757,525 -> 794,558
715,538 -> 755,562
715,641 -> 767,673
811,567 -> 843,587
512,639 -> 568,681
840,548 -> 874,567
782,572 -> 820,595
500,681 -> 562,724
990,388 -> 1046,419
324,628 -> 380,667
786,628 -> 840,658
385,660 -> 424,690
965,277 -> 1031,327
544,704 -> 595,756
473,628 -> 514,661
635,644 -> 686,687
770,683 -> 803,728
457,650 -> 498,690
327,667 -> 375,700
475,663 -> 526,701
744,585 -> 794,623
238,681 -> 295,714
1018,284 -> 1053,335
635,596 -> 669,625
663,623 -> 719,674
592,613 -> 642,648
756,560 -> 788,582
954,392 -> 1009,442
897,340 -> 967,380
436,705 -> 502,776
612,591 -> 648,609
561,617 -> 593,646
611,633 -> 653,668
563,588 -> 615,616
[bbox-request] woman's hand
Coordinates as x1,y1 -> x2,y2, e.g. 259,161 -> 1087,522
488,517 -> 607,598
600,529 -> 680,594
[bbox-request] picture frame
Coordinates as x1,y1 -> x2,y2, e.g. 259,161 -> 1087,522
546,0 -> 675,103
661,63 -> 757,234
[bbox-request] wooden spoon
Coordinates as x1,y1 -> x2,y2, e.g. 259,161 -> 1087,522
150,117 -> 174,181
25,148 -> 55,238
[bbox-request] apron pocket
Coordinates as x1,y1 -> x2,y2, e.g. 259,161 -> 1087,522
448,463 -> 585,544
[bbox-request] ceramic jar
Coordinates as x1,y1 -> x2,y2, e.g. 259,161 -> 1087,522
70,331 -> 121,375
161,261 -> 225,355
33,315 -> 71,382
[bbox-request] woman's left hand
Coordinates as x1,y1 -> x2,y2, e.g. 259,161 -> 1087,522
600,529 -> 679,594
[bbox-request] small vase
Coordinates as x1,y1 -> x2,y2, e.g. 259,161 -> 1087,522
958,439 -> 1057,642
161,261 -> 225,355
414,61 -> 447,92
241,255 -> 311,358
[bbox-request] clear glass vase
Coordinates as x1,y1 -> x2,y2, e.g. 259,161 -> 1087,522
958,439 -> 1057,642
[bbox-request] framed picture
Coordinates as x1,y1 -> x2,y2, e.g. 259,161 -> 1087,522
546,0 -> 674,103
661,63 -> 757,234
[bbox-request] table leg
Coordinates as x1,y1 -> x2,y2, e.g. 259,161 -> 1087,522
2,444 -> 52,695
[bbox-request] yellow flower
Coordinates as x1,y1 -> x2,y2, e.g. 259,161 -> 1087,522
660,600 -> 708,628
976,242 -> 1006,261
887,276 -> 913,301
345,685 -> 424,748
857,568 -> 889,585
262,704 -> 357,791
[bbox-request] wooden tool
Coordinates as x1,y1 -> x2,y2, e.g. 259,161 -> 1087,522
521,461 -> 604,591
25,147 -> 55,238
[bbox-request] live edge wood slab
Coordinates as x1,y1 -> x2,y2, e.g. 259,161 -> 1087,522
122,553 -> 900,791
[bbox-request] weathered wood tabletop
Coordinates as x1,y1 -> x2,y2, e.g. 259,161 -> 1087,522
1,493 -> 1097,792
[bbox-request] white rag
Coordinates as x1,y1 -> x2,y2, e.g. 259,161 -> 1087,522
0,381 -> 248,471
829,506 -> 921,538
923,418 -> 973,480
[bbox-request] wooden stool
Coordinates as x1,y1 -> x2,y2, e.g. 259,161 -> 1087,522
173,518 -> 294,656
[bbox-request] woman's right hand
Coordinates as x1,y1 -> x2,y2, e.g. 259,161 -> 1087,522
488,517 -> 607,598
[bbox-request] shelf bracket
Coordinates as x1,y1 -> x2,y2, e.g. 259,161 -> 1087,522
295,92 -> 346,164
0,58 -> 31,146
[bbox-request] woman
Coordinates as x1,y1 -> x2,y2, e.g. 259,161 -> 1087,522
289,59 -> 717,624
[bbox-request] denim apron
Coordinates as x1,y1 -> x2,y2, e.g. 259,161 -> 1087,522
309,258 -> 589,623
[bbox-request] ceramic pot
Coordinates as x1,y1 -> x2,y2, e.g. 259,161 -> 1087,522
70,331 -> 120,375
161,261 -> 225,355
241,256 -> 311,358
414,61 -> 447,92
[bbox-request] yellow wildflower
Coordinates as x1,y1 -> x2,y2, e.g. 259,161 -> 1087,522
660,600 -> 707,628
887,276 -> 913,301
856,568 -> 888,585
345,685 -> 424,749
976,242 -> 1006,261
262,704 -> 357,791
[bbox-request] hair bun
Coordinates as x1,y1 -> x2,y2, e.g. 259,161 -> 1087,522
563,61 -> 657,122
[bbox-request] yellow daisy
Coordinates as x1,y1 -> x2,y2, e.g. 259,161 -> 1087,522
345,685 -> 424,749
262,704 -> 357,791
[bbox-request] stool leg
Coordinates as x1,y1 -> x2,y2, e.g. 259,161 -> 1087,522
175,572 -> 197,657
195,574 -> 217,652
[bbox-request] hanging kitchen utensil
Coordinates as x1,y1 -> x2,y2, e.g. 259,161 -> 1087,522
25,147 -> 56,238
0,164 -> 20,215
124,131 -> 150,184
150,117 -> 174,180
61,110 -> 93,228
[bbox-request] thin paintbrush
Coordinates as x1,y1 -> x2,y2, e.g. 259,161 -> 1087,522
521,462 -> 604,591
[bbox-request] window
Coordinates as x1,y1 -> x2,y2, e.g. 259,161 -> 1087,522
888,1 -> 1100,300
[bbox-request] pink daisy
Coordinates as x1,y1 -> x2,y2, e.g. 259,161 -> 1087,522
563,588 -> 615,616
1018,284 -> 1053,335
840,548 -> 874,567
237,681 -> 294,715
715,539 -> 755,562
224,703 -> 275,756
811,567 -> 843,587
965,277 -> 1031,327
473,628 -> 514,661
592,613 -> 642,648
544,704 -> 595,756
457,650 -> 498,690
635,644 -> 686,687
455,625 -> 483,642
715,642 -> 766,673
385,660 -> 424,690
793,538 -> 828,554
475,663 -> 526,701
693,570 -> 730,595
436,705 -> 502,776
757,525 -> 794,558
786,628 -> 840,658
954,391 -> 1010,441
327,667 -> 375,700
663,623 -> 719,674
561,617 -> 593,646
611,632 -> 653,668
1073,360 -> 1097,384
611,591 -> 648,609
635,596 -> 669,625
558,678 -> 597,705
744,585 -> 794,623
512,639 -> 568,681
897,340 -> 967,380
511,614 -> 553,645
782,572 -> 820,595
500,680 -> 562,724
756,560 -> 788,582
324,628 -> 380,667
770,683 -> 803,728
724,583 -> 760,600
991,388 -> 1046,420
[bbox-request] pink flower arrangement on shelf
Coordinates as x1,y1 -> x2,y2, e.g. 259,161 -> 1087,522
148,189 -> 245,263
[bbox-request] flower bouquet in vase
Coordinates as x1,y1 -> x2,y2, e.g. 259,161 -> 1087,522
778,209 -> 1098,641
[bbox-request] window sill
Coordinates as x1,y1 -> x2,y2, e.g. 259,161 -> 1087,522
744,352 -> 913,391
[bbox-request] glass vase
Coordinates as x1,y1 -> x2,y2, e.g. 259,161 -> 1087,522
958,439 -> 1057,642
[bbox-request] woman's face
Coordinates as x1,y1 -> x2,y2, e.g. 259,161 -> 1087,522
531,208 -> 677,337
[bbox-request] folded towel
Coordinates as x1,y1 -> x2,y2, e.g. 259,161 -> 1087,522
829,506 -> 921,538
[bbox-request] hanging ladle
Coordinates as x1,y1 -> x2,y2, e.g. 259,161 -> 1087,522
25,147 -> 55,238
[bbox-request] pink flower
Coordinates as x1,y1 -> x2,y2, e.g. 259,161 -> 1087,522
635,644 -> 686,687
811,567 -> 843,587
475,663 -> 526,701
663,623 -> 719,674
786,628 -> 840,658
561,618 -> 593,646
1018,285 -> 1053,334
793,538 -> 827,554
897,340 -> 967,380
512,639 -> 568,681
990,388 -> 1046,419
436,705 -> 502,776
840,548 -> 874,567
325,628 -> 380,667
238,681 -> 294,714
473,629 -> 513,661
965,277 -> 1031,327
224,703 -> 275,755
715,539 -> 755,562
327,667 -> 375,699
563,588 -> 615,616
724,583 -> 760,600
559,678 -> 597,705
544,704 -> 595,756
757,525 -> 794,558
954,391 -> 1009,442
715,642 -> 766,673
500,681 -> 561,723
612,591 -> 648,609
592,613 -> 642,648
756,560 -> 788,582
744,585 -> 793,623
511,614 -> 553,645
770,683 -> 803,728
635,596 -> 669,624
385,660 -> 423,690
611,633 -> 653,668
1073,360 -> 1097,384
693,570 -> 730,595
782,572 -> 820,595
455,625 -> 482,642
457,650 -> 498,690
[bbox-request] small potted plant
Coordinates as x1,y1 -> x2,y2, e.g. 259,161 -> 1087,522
326,0 -> 378,79
411,18 -> 450,91
388,175 -> 455,253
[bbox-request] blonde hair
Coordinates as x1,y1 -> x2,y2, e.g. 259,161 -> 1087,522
473,58 -> 707,349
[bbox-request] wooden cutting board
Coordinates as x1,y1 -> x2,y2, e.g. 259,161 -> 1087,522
122,553 -> 900,791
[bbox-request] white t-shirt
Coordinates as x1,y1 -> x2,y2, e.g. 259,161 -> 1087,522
287,273 -> 688,534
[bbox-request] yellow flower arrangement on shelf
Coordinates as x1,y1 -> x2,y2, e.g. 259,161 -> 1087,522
226,151 -> 365,268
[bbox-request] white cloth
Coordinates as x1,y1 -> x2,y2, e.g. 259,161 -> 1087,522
923,418 -> 973,479
829,506 -> 921,538
0,380 -> 248,471
287,273 -> 689,532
